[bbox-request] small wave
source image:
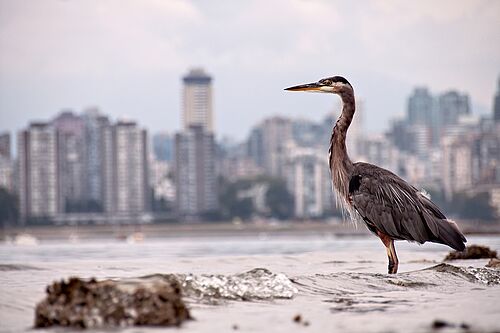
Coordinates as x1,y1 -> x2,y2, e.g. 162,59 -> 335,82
293,263 -> 500,304
144,268 -> 298,302
327,296 -> 410,313
385,279 -> 436,288
0,264 -> 42,271
426,263 -> 500,285
291,263 -> 500,314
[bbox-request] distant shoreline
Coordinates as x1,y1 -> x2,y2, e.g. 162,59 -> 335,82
1,219 -> 499,242
0,220 -> 368,241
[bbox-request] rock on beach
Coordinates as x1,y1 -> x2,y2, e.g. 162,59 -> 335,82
34,276 -> 191,329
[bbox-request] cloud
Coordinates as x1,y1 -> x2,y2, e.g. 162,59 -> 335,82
0,0 -> 202,76
0,0 -> 499,139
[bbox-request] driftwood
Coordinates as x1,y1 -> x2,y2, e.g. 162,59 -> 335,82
35,276 -> 191,329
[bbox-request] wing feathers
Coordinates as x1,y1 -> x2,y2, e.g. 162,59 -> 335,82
350,162 -> 466,250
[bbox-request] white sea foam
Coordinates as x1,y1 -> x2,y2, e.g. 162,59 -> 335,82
154,268 -> 298,302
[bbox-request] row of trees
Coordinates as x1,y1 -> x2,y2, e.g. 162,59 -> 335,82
427,190 -> 497,221
218,176 -> 295,220
0,188 -> 18,227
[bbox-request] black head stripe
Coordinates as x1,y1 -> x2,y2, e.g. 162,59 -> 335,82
330,76 -> 351,86
320,76 -> 352,87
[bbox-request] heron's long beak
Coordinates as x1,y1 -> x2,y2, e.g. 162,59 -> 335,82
284,82 -> 322,92
285,82 -> 337,93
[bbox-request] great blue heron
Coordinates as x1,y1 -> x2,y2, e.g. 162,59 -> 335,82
285,76 -> 466,274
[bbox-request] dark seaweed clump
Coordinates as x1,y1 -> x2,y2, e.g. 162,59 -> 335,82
431,319 -> 470,331
445,245 -> 498,261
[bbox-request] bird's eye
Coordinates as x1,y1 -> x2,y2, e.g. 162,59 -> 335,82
321,80 -> 331,85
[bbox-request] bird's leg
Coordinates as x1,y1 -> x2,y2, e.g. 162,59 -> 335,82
377,231 -> 399,274
388,240 -> 399,274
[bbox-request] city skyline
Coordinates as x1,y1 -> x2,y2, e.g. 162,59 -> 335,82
14,110 -> 150,223
1,1 -> 499,141
1,68 -> 499,223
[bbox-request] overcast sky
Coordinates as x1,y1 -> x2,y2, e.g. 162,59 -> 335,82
1,0 -> 499,141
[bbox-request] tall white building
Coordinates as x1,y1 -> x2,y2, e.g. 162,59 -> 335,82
177,68 -> 218,218
175,125 -> 218,216
0,132 -> 13,192
53,111 -> 86,212
494,77 -> 500,123
18,123 -> 60,221
442,136 -> 473,200
182,68 -> 213,132
0,156 -> 13,192
110,121 -> 149,216
0,132 -> 10,159
82,108 -> 112,212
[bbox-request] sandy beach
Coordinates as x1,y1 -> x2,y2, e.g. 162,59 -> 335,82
1,231 -> 500,333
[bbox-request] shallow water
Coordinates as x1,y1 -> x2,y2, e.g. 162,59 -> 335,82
1,234 -> 500,333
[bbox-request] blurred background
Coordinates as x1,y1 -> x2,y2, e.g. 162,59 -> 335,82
0,0 -> 499,233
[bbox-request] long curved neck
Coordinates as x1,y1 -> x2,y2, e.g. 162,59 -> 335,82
329,89 -> 355,199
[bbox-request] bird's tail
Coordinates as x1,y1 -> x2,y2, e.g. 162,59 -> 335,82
429,217 -> 467,251
419,196 -> 466,251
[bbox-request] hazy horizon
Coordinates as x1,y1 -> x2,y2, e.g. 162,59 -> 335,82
1,0 -> 499,141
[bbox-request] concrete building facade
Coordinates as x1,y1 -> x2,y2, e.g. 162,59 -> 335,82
0,132 -> 13,192
442,136 -> 473,200
182,68 -> 213,133
0,132 -> 10,159
175,125 -> 218,216
493,77 -> 500,123
82,108 -> 112,212
109,121 -> 149,216
18,123 -> 60,221
53,111 -> 86,212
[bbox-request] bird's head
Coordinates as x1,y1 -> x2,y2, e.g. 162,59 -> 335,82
285,76 -> 352,95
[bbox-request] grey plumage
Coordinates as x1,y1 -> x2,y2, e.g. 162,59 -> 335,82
349,162 -> 466,251
285,75 -> 467,274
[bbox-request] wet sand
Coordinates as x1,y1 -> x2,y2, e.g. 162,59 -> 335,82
1,235 -> 499,333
